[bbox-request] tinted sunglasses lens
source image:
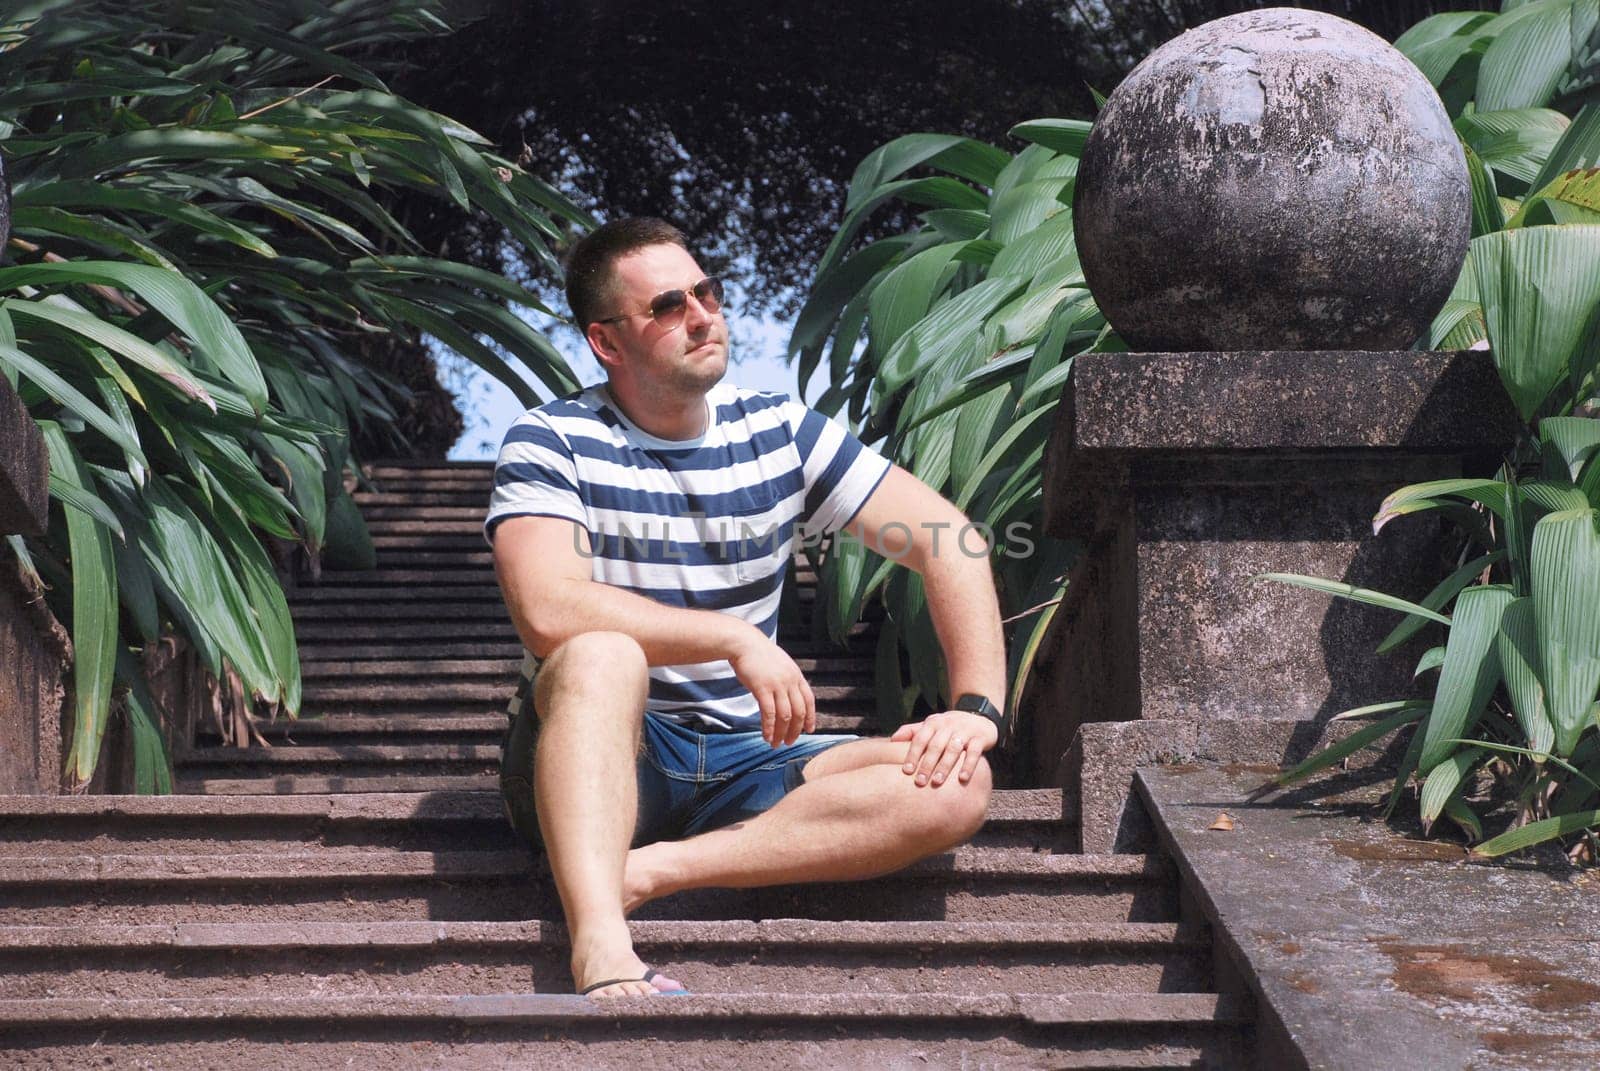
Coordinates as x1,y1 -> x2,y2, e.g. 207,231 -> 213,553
693,277 -> 724,312
649,289 -> 688,325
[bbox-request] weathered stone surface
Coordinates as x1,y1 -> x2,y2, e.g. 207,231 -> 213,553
1074,9 -> 1469,352
1138,763 -> 1600,1070
1065,717 -> 1410,854
1035,350 -> 1516,774
0,550 -> 67,794
0,372 -> 49,537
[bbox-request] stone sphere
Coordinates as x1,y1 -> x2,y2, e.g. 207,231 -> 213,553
1073,8 -> 1469,352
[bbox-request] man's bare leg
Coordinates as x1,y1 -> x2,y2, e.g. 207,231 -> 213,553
621,738 -> 991,912
531,631 -> 684,998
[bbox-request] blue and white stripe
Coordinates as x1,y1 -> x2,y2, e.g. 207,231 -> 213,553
486,382 -> 892,732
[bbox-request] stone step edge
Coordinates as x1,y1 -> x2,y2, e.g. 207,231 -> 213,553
0,991 -> 1247,1027
0,789 -> 1072,823
0,849 -> 1165,884
0,919 -> 1196,952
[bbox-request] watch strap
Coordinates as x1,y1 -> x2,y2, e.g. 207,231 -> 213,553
954,693 -> 1009,747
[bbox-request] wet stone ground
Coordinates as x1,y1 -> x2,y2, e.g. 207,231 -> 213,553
1138,763 -> 1600,1070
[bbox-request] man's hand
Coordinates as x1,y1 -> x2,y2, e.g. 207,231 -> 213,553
891,710 -> 999,788
729,634 -> 817,747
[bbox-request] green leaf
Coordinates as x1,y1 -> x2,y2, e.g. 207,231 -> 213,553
790,235 -> 916,362
818,177 -> 988,279
118,658 -> 173,795
1477,0 -> 1583,111
1418,584 -> 1514,774
1421,750 -> 1482,829
3,298 -> 213,409
867,242 -> 967,359
1469,221 -> 1600,424
1463,141 -> 1507,236
1540,416 -> 1600,479
12,180 -> 277,257
1443,797 -> 1484,842
1270,707 -> 1427,788
1007,118 -> 1093,156
1498,596 -> 1556,759
137,477 -> 279,706
1254,573 -> 1453,625
1523,479 -> 1592,511
1377,550 -> 1505,653
1456,108 -> 1570,190
1375,478 -> 1508,531
1330,699 -> 1435,722
1474,808 -> 1600,856
878,274 -> 1031,395
0,343 -> 148,464
844,134 -> 1010,212
0,261 -> 265,413
1528,103 -> 1600,193
1509,166 -> 1600,227
1415,647 -> 1448,678
40,422 -> 118,787
1531,508 -> 1600,755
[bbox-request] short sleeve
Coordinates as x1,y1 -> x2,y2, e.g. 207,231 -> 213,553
779,398 -> 893,537
484,412 -> 588,546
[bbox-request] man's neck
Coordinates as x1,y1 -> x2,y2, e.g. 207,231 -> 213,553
603,382 -> 710,441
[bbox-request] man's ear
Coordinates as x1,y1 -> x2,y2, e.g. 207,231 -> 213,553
586,322 -> 621,371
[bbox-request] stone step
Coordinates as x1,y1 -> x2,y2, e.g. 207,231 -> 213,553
174,744 -> 503,781
296,680 -> 873,705
292,656 -> 869,679
0,790 -> 1076,857
0,919 -> 1211,999
287,584 -> 828,605
302,566 -> 824,587
353,492 -> 494,507
0,992 -> 1253,1068
291,619 -> 872,643
203,712 -> 511,739
297,641 -> 527,661
0,847 -> 1174,925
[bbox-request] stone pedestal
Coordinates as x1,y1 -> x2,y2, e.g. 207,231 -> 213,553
1041,349 -> 1518,850
1,372 -> 66,794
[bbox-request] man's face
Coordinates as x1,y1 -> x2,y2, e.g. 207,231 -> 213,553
588,243 -> 729,399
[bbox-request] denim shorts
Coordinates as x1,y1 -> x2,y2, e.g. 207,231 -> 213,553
500,689 -> 856,850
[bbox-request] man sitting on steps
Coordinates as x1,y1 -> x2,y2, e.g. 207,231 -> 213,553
486,217 -> 1009,999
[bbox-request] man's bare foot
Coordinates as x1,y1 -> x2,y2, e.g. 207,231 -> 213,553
570,921 -> 684,999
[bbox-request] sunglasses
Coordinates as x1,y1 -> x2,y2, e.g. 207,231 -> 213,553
594,277 -> 725,329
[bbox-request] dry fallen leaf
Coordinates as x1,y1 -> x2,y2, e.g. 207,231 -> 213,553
1208,812 -> 1235,832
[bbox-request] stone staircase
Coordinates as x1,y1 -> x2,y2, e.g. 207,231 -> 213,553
0,460 -> 1255,1067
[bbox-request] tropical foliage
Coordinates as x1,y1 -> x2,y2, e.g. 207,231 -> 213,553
1262,0 -> 1600,858
789,121 -> 1102,731
1,0 -> 586,789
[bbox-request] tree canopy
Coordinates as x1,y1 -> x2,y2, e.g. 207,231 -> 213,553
393,0 -> 1497,317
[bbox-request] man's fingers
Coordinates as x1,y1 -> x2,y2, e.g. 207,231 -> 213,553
801,678 -> 817,735
902,726 -> 934,778
759,688 -> 777,745
914,730 -> 952,784
771,688 -> 794,747
930,737 -> 966,786
784,683 -> 806,744
959,744 -> 983,784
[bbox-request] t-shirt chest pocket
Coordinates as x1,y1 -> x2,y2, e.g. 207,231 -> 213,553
726,485 -> 780,582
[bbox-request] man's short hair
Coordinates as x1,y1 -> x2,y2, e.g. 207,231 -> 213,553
565,217 -> 689,330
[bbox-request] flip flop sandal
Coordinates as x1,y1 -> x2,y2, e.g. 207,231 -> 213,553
581,967 -> 690,996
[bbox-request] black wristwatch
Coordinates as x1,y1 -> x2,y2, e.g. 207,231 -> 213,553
954,693 -> 1009,748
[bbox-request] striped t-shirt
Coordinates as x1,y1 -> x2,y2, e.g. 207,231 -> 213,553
484,381 -> 892,732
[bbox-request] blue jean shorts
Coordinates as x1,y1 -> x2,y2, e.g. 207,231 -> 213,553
499,688 -> 856,850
